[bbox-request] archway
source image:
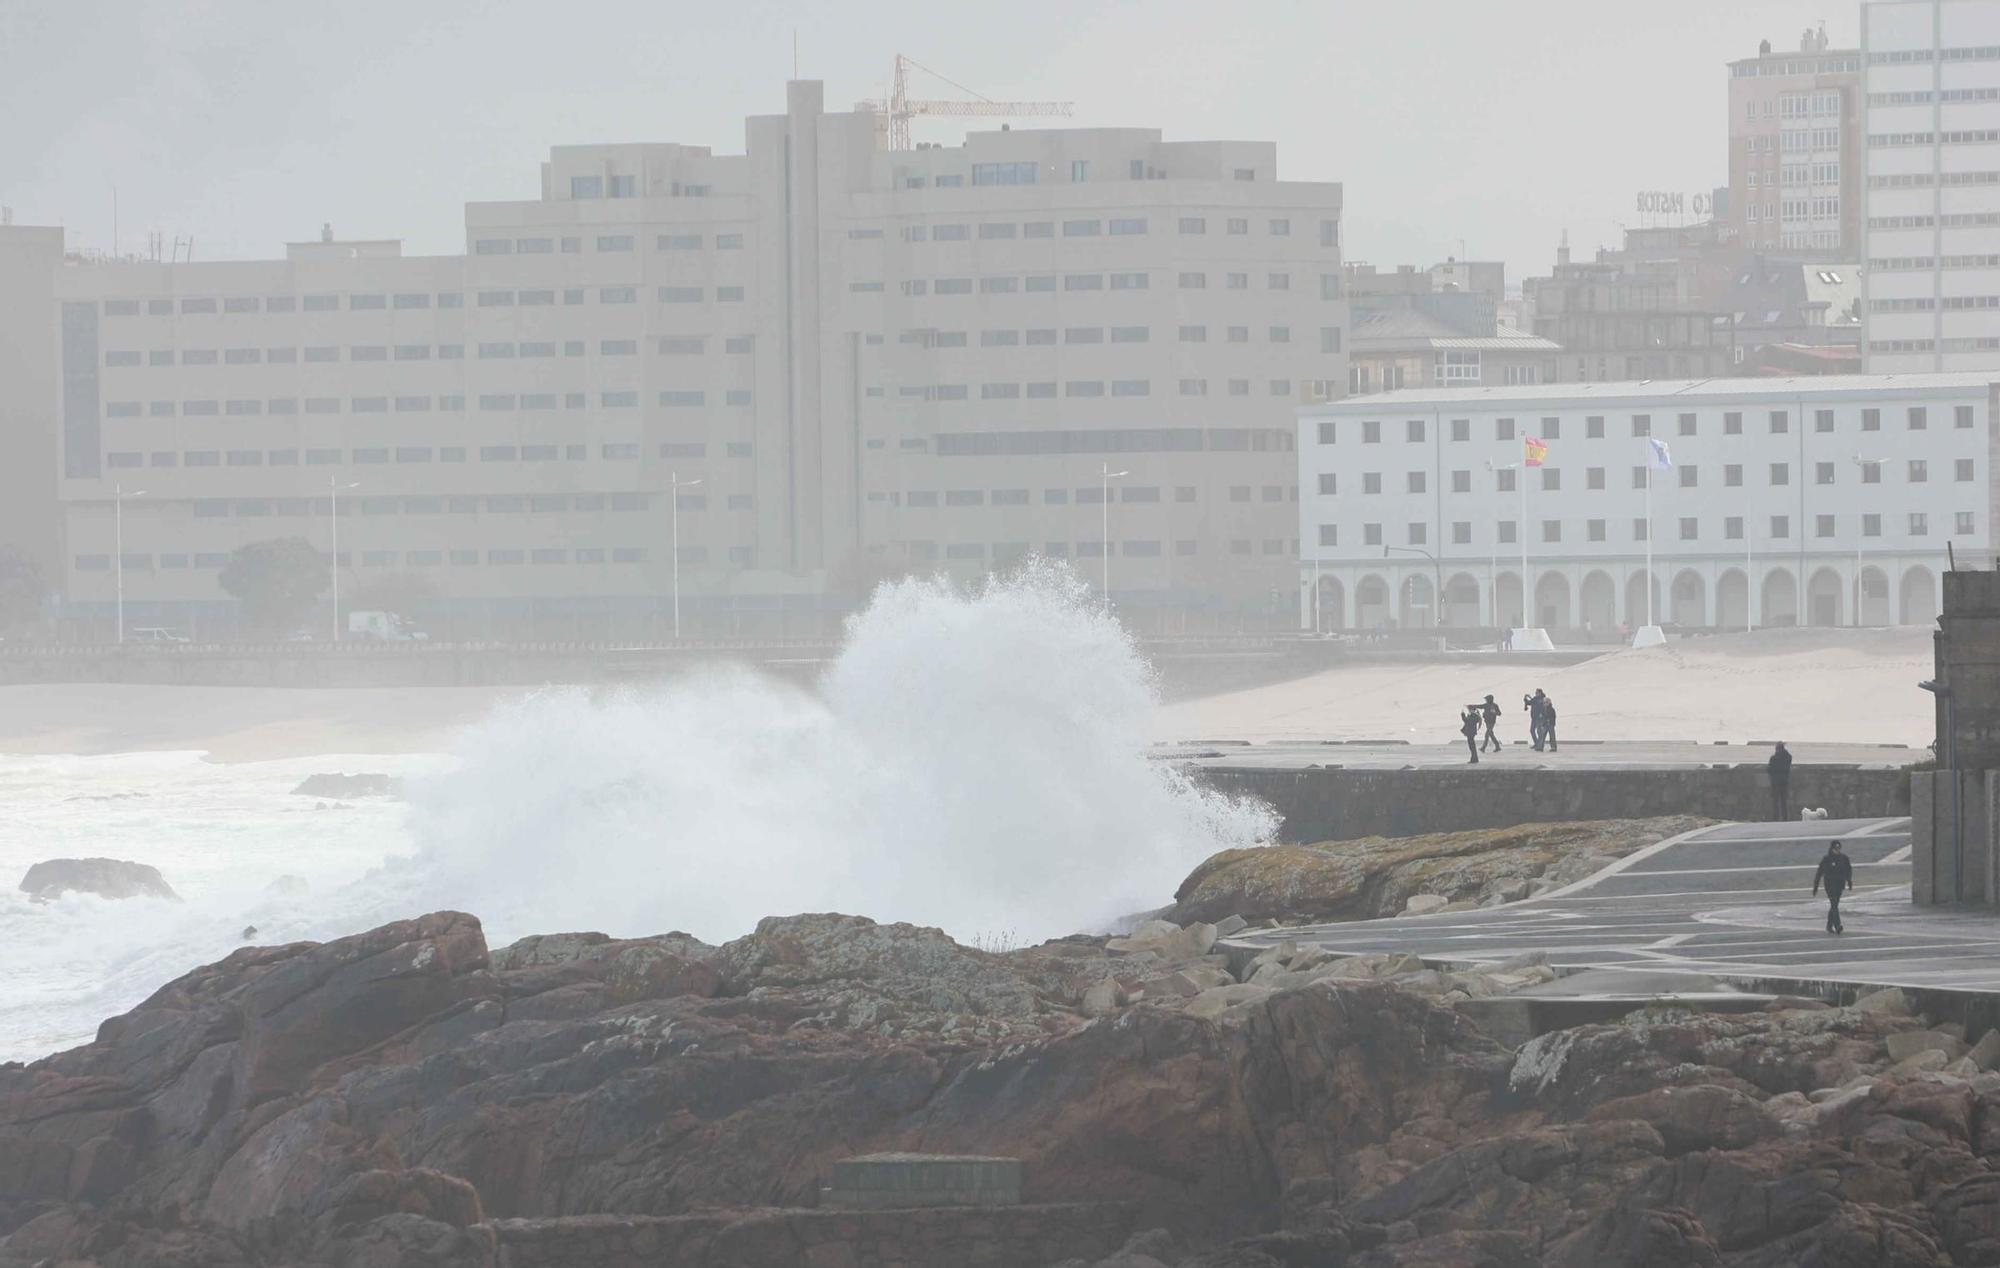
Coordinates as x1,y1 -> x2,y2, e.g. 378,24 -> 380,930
1806,567 -> 1844,626
1858,566 -> 1890,627
1900,566 -> 1939,626
1495,572 -> 1524,628
1671,569 -> 1706,627
1761,569 -> 1798,626
1442,573 -> 1481,627
1398,574 -> 1435,629
1534,572 -> 1571,630
1315,575 -> 1346,630
1716,568 -> 1749,630
1579,570 -> 1616,636
1355,574 -> 1391,630
1625,569 -> 1660,627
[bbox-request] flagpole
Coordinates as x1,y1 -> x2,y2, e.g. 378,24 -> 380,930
1518,471 -> 1528,628
1645,460 -> 1654,629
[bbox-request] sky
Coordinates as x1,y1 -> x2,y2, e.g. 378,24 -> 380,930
1,0 -> 1848,282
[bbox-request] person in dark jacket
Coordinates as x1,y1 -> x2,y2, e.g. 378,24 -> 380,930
1480,694 -> 1502,752
1460,708 -> 1482,763
1525,689 -> 1548,750
1541,696 -> 1558,751
1812,839 -> 1853,933
1768,742 -> 1794,821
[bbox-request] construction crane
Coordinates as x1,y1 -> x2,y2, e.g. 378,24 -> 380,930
855,54 -> 1073,151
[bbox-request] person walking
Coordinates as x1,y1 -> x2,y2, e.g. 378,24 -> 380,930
1767,741 -> 1793,822
1525,689 -> 1549,751
1812,840 -> 1853,934
1460,708 -> 1482,764
1542,696 -> 1559,752
1480,695 -> 1502,752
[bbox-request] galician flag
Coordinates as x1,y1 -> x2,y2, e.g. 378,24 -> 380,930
1647,437 -> 1674,470
1523,436 -> 1548,467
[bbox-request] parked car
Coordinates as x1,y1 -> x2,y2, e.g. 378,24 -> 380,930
128,627 -> 190,644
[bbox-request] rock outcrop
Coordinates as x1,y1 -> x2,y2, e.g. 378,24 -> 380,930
17,857 -> 178,902
8,906 -> 2000,1267
290,771 -> 402,799
1167,816 -> 1711,925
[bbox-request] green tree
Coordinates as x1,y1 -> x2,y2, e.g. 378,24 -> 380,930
219,538 -> 328,635
0,549 -> 46,632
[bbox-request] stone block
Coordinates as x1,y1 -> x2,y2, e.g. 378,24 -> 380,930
1212,915 -> 1249,938
1854,987 -> 1914,1017
1081,980 -> 1126,1015
1971,1029 -> 2000,1071
1185,983 -> 1272,1020
1403,894 -> 1448,916
1886,1030 -> 1964,1062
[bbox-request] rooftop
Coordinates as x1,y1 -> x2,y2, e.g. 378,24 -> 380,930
1303,372 -> 1998,414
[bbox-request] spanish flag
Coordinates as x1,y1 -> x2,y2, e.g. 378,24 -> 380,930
1523,436 -> 1548,467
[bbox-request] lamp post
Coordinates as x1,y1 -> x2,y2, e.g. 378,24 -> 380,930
1920,678 -> 1962,900
329,478 -> 359,641
1852,454 -> 1883,627
1383,544 -> 1442,629
1485,459 -> 1525,628
1099,464 -> 1128,613
114,484 -> 145,643
667,471 -> 703,640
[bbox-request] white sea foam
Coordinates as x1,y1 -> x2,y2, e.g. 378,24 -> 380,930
0,564 -> 1273,1062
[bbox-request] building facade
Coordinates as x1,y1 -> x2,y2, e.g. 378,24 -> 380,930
0,224 -> 66,583
1862,0 -> 2000,372
1726,30 -> 1862,254
50,81 -> 1346,637
1296,375 -> 1997,635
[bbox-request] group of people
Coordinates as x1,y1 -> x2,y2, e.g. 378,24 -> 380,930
1456,689 -> 1558,762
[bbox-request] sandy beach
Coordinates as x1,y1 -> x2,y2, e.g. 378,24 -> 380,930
1152,626 -> 1934,748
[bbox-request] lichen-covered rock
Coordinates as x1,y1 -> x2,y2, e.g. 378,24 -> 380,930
18,857 -> 178,902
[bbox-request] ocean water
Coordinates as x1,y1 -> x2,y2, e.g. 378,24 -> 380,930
0,565 -> 1274,1064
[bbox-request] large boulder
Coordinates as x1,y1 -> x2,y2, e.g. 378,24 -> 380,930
19,857 -> 177,902
1167,817 -> 1713,925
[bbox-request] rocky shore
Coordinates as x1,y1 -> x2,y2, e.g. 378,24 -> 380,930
6,820 -> 2000,1266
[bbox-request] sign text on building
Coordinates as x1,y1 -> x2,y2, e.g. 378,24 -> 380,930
1636,191 -> 1712,216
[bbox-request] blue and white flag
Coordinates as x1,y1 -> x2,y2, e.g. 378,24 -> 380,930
1646,437 -> 1674,470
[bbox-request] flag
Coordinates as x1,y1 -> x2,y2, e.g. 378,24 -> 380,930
1523,437 -> 1548,467
1647,437 -> 1674,470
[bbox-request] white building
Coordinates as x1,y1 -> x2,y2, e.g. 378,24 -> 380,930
1862,0 -> 2000,372
1297,375 -> 1996,634
48,81 -> 1346,637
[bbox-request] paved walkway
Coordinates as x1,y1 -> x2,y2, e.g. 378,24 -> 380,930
1163,740 -> 1916,772
1227,818 -> 2000,995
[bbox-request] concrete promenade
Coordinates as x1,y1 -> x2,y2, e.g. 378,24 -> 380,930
1161,739 -> 1918,772
1227,818 -> 2000,997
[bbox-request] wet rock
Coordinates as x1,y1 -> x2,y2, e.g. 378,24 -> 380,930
1854,986 -> 1913,1016
1402,894 -> 1448,916
19,857 -> 178,902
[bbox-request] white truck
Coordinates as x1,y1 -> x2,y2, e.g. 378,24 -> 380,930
346,610 -> 428,642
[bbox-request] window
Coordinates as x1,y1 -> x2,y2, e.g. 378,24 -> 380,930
1679,517 -> 1698,541
1588,519 -> 1606,542
1770,462 -> 1789,485
1540,468 -> 1561,491
1363,524 -> 1383,546
1632,519 -> 1648,541
1724,411 -> 1742,435
1770,410 -> 1789,434
1911,512 -> 1930,536
1109,217 -> 1147,235
1632,414 -> 1652,437
600,286 -> 637,304
1771,515 -> 1790,538
1062,219 -> 1101,237
1408,471 -> 1427,494
973,162 -> 1037,186
1542,520 -> 1561,543
1270,218 -> 1291,235
1959,512 -> 1978,534
1862,408 -> 1880,431
570,175 -> 603,198
1910,406 -> 1928,430
1909,459 -> 1928,483
1497,521 -> 1516,544
1816,514 -> 1836,538
1317,422 -> 1336,444
1363,421 -> 1381,443
1363,473 -> 1382,495
1318,473 -> 1338,495
1496,418 -> 1516,441
1815,409 -> 1834,433
1958,458 -> 1977,482
1861,460 -> 1882,484
1957,404 -> 1976,429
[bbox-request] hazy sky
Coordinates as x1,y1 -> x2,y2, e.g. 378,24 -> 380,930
3,0 -> 1846,281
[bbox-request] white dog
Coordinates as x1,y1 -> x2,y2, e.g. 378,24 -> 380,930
1800,807 -> 1829,822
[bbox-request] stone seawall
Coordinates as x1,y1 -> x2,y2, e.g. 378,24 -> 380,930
1197,764 -> 1912,843
485,1204 -> 1133,1268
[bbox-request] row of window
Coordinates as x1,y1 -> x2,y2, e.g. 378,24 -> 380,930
104,390 -> 754,418
105,442 -> 755,469
1316,404 -> 1978,445
1868,212 -> 2000,229
867,483 -> 1294,508
1318,456 -> 1977,496
81,545 -> 670,571
1868,254 -> 2000,271
100,287 -> 759,316
1868,338 -> 2000,354
862,269 -> 1340,299
1867,45 -> 2000,64
849,215 -> 1329,242
1320,511 -> 1977,549
1867,170 -> 2000,189
880,378 -> 1304,402
1868,129 -> 2000,146
1867,87 -> 2000,105
474,231 -> 746,255
105,337 -> 757,367
1873,295 -> 2000,313
897,323 -> 1337,348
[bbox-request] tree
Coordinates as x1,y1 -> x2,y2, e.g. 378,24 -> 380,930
349,571 -> 439,622
219,538 -> 328,635
0,549 -> 46,632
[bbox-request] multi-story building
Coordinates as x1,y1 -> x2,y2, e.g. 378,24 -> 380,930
0,223 -> 66,582
1727,28 -> 1862,254
1342,261 -> 1558,396
50,81 -> 1347,637
1296,375 -> 1995,635
1862,0 -> 2000,373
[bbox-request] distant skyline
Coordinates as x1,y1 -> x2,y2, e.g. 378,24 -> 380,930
3,0 -> 1850,282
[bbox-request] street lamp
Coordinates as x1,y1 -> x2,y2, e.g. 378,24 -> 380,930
329,478 -> 360,642
1920,678 -> 1964,900
114,484 -> 146,643
1484,458 -> 1526,630
1851,454 -> 1883,627
667,471 -> 703,640
1099,464 -> 1128,613
1383,543 -> 1443,629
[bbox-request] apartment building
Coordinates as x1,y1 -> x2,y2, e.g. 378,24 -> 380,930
1296,375 -> 1996,634
51,81 -> 1346,636
1727,28 -> 1862,254
1862,0 -> 2000,372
